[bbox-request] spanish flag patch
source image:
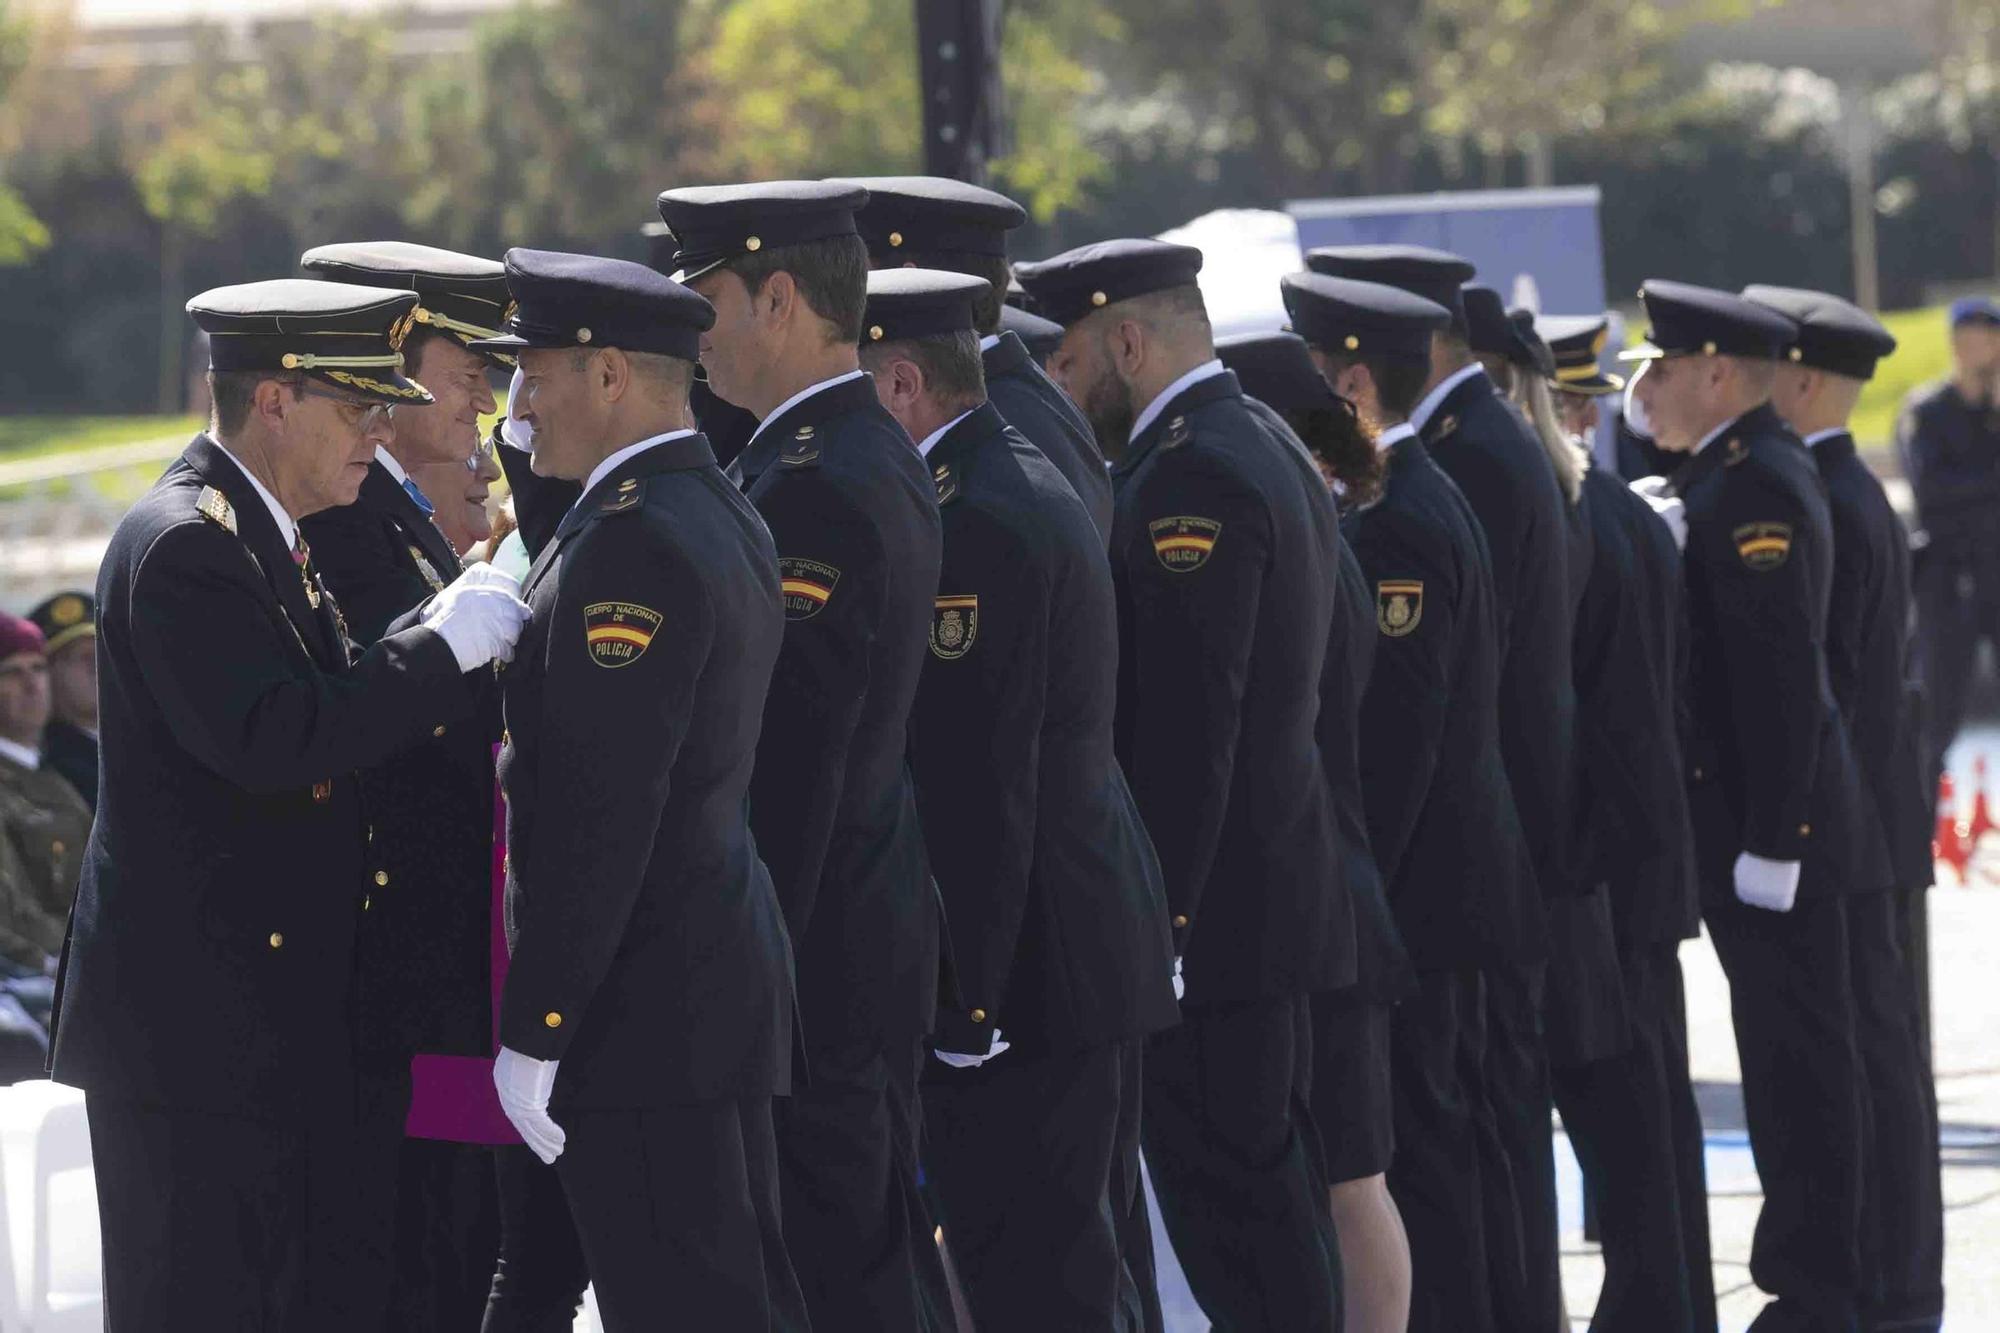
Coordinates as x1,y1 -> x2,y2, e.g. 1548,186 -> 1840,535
1376,580 -> 1424,637
1149,516 -> 1222,572
1733,521 -> 1792,571
584,601 -> 662,668
777,557 -> 841,620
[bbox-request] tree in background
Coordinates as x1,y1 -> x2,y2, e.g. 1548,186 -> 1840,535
0,0 -> 49,265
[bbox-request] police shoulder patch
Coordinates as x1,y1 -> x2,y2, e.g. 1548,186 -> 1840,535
1149,516 -> 1221,572
583,601 -> 662,668
777,557 -> 840,619
1733,521 -> 1792,570
930,594 -> 978,659
1376,579 -> 1424,637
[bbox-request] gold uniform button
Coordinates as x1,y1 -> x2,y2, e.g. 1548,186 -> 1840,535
576,327 -> 592,343
268,932 -> 284,949
745,236 -> 762,252
1799,823 -> 1812,837
888,231 -> 904,248
969,1008 -> 986,1024
544,1011 -> 563,1029
1090,290 -> 1108,307
869,325 -> 884,341
1343,335 -> 1360,351
374,870 -> 390,887
432,725 -> 446,738
1173,914 -> 1189,929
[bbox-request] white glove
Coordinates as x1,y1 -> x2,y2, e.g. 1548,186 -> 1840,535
493,1046 -> 566,1164
422,565 -> 530,671
1630,478 -> 1688,552
1172,956 -> 1185,1001
933,1028 -> 1010,1069
1733,852 -> 1802,913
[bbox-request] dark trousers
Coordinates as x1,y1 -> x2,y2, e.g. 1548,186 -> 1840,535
555,1096 -> 807,1333
1145,993 -> 1339,1333
1479,959 -> 1562,1333
1552,943 -> 1716,1333
484,1143 -> 589,1333
1389,968 -> 1495,1333
1912,550 -> 2000,778
924,1038 -> 1144,1332
1110,1036 -> 1166,1333
773,1035 -> 949,1333
389,1138 -> 500,1333
1705,890 -> 1863,1331
1845,891 -> 1945,1331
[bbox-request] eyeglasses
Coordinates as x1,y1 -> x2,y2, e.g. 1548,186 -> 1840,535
465,430 -> 495,473
297,382 -> 394,433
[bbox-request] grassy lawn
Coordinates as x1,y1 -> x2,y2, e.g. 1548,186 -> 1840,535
1853,304 -> 1948,453
0,414 -> 200,461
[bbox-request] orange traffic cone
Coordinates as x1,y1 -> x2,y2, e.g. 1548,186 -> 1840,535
1936,772 -> 1967,879
1972,757 -> 1996,849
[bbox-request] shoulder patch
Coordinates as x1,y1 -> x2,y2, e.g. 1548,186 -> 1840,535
933,460 -> 959,505
584,601 -> 662,667
930,595 -> 979,659
195,485 -> 236,535
1149,515 -> 1221,572
782,424 -> 821,467
777,556 -> 840,619
1377,580 -> 1424,637
1161,415 -> 1192,450
1733,521 -> 1792,570
598,476 -> 643,514
1429,414 -> 1459,443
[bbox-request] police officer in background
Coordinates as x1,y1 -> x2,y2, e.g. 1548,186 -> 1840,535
845,176 -> 1115,542
860,266 -> 1180,1332
52,279 -> 528,1329
24,592 -> 98,810
655,180 -> 948,1332
470,251 -> 805,1330
1744,284 -> 1944,1333
1020,239 -> 1353,1332
1628,279 -> 1892,1333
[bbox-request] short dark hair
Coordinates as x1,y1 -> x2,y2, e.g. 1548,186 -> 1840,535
866,330 -> 986,406
897,249 -> 1011,335
1314,350 -> 1431,420
209,370 -> 302,436
402,326 -> 449,381
731,234 -> 868,345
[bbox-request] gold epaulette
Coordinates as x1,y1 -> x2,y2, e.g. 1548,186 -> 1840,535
196,486 -> 237,534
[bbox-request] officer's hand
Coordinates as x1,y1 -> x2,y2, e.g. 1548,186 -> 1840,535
423,565 -> 531,672
1629,478 -> 1688,551
1172,956 -> 1185,1002
493,1046 -> 566,1164
1733,852 -> 1802,913
933,1028 -> 1010,1069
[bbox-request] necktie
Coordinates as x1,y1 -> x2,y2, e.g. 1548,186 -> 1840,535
402,478 -> 435,516
292,532 -> 321,609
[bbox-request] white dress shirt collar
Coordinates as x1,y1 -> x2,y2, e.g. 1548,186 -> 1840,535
1408,362 -> 1486,437
1693,417 -> 1736,456
1374,422 -> 1418,454
916,409 -> 979,460
578,429 -> 700,503
210,439 -> 299,549
1130,359 -> 1227,445
1802,427 -> 1847,449
747,369 -> 868,448
979,333 -> 1002,352
0,738 -> 39,772
373,445 -> 410,486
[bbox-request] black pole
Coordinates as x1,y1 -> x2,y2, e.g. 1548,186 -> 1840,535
916,0 -> 1005,184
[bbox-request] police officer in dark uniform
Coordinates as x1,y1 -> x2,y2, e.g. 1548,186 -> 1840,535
1281,271 -> 1541,1333
1744,283 -> 1945,1332
858,266 -> 1180,1332
51,279 -> 528,1330
24,591 -> 98,809
655,180 -> 948,1332
1019,239 -> 1353,1332
1001,302 -> 1065,365
845,175 -> 1115,542
1627,279 -> 1893,1333
1307,243 -> 1572,1331
467,250 -> 805,1330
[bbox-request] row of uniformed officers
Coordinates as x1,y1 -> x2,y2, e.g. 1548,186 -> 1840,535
45,174 -> 1941,1333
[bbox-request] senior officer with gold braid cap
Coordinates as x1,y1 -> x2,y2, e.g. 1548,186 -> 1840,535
51,279 -> 528,1331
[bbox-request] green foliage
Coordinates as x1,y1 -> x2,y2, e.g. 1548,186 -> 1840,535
0,414 -> 200,460
1854,305 -> 1950,451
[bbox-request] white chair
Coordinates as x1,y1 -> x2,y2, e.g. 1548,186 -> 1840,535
0,1080 -> 102,1331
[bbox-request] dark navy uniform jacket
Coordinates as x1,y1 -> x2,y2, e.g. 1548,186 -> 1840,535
1675,405 -> 1892,901
909,402 -> 1178,1056
729,373 -> 944,1052
498,432 -> 794,1107
52,434 -> 476,1115
1812,430 -> 1933,891
982,330 -> 1113,545
1343,432 -> 1543,971
1111,368 -> 1353,1005
302,460 -> 498,1058
1419,368 -> 1577,902
1896,380 -> 2000,550
1573,465 -> 1699,947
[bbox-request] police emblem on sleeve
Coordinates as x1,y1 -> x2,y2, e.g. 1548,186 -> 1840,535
1733,521 -> 1792,571
930,595 -> 979,659
1376,580 -> 1424,637
777,557 -> 840,620
583,601 -> 662,667
1149,516 -> 1221,572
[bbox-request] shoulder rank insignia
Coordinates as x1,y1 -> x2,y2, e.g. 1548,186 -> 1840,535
782,424 -> 821,466
1149,515 -> 1221,572
777,556 -> 840,619
1724,436 -> 1748,467
195,485 -> 237,535
933,461 -> 958,505
599,477 -> 642,514
930,595 -> 979,659
1429,414 -> 1459,443
1377,580 -> 1424,637
1161,415 -> 1191,450
1733,521 -> 1792,570
407,545 -> 447,593
584,601 -> 662,668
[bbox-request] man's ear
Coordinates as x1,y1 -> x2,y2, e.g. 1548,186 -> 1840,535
1111,317 -> 1146,379
758,270 -> 797,327
597,348 -> 629,403
254,378 -> 293,429
889,354 -> 925,411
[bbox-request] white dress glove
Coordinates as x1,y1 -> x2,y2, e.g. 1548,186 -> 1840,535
493,1046 -> 566,1164
933,1028 -> 1011,1070
1733,852 -> 1802,913
422,565 -> 531,671
1172,956 -> 1185,1002
1629,477 -> 1688,552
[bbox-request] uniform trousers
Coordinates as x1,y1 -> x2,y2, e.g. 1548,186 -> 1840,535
1480,959 -> 1562,1333
1389,968 -> 1496,1333
389,1138 -> 500,1333
1911,546 -> 2000,779
772,1034 -> 950,1333
1110,1035 -> 1166,1333
1844,890 -> 1944,1331
1705,889 -> 1863,1331
554,1096 -> 807,1333
1142,993 -> 1340,1333
484,1143 -> 590,1333
1551,943 -> 1716,1333
924,1037 -> 1148,1332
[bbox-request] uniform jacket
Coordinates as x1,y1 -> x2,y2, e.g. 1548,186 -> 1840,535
1420,370 -> 1577,902
729,374 -> 944,1052
0,755 -> 91,969
301,460 -> 498,1058
982,331 -> 1113,545
1110,369 -> 1352,1005
1896,379 -> 2000,549
51,434 -> 474,1115
42,721 -> 96,812
1343,433 -> 1544,970
909,402 -> 1178,1056
1675,404 -> 1892,901
1813,431 -> 1933,891
498,432 -> 794,1107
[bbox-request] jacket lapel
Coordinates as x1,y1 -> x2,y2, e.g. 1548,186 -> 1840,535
184,434 -> 335,667
368,464 -> 459,587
